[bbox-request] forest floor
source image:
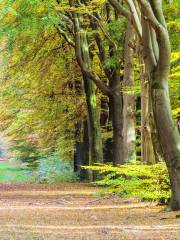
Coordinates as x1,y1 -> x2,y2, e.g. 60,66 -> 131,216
0,183 -> 180,240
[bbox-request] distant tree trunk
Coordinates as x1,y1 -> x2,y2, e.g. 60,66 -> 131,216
123,22 -> 136,162
73,34 -> 104,180
74,123 -> 82,173
100,96 -> 113,163
74,121 -> 90,180
80,121 -> 91,180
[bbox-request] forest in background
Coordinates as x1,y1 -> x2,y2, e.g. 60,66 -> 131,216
0,0 -> 179,210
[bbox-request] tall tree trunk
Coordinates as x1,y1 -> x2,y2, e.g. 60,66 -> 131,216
89,10 -> 124,165
151,74 -> 180,210
108,0 -> 180,210
149,95 -> 164,162
81,32 -> 104,167
139,26 -> 162,164
141,10 -> 180,209
83,75 -> 103,165
123,22 -> 136,162
109,71 -> 124,165
140,64 -> 156,164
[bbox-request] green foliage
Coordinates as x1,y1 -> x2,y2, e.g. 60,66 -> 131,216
164,0 -> 180,113
35,153 -> 79,183
83,162 -> 170,202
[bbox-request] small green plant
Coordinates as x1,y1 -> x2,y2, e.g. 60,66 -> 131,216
83,161 -> 170,203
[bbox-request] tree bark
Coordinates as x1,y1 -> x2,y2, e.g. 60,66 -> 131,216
80,121 -> 92,180
109,71 -> 124,165
81,32 -> 104,167
90,11 -> 124,165
140,63 -> 156,164
83,75 -> 103,165
151,80 -> 180,210
74,123 -> 82,173
141,3 -> 180,209
123,22 -> 136,162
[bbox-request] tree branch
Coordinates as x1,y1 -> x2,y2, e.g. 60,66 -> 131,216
56,24 -> 75,48
125,0 -> 142,38
108,0 -> 131,20
87,12 -> 117,50
70,2 -> 110,95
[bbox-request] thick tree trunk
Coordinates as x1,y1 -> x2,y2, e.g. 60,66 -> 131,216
151,74 -> 180,210
110,93 -> 124,165
140,70 -> 156,164
108,0 -> 180,210
149,96 -> 164,162
139,24 -> 156,164
109,71 -> 124,165
89,10 -> 124,165
123,22 -> 136,162
141,7 -> 180,209
80,32 -> 104,168
83,75 -> 103,165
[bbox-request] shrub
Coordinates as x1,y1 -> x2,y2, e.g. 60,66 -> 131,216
35,153 -> 78,183
83,161 -> 170,203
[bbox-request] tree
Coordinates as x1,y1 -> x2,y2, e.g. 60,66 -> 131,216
123,21 -> 136,162
109,0 -> 180,210
56,8 -> 104,172
57,1 -> 128,164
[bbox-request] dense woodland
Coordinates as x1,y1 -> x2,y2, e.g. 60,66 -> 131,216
0,0 -> 180,210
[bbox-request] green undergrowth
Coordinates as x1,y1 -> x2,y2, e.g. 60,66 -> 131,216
83,161 -> 170,203
33,153 -> 79,183
0,154 -> 78,183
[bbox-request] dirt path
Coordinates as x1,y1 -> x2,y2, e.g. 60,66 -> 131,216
0,183 -> 180,240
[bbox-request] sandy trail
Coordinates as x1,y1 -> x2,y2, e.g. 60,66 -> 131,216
0,183 -> 179,240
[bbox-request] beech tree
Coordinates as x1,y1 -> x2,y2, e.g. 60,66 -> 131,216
56,7 -> 104,173
109,0 -> 180,210
57,1 -> 135,165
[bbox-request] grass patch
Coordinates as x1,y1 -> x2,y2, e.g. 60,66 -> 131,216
0,162 -> 33,183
